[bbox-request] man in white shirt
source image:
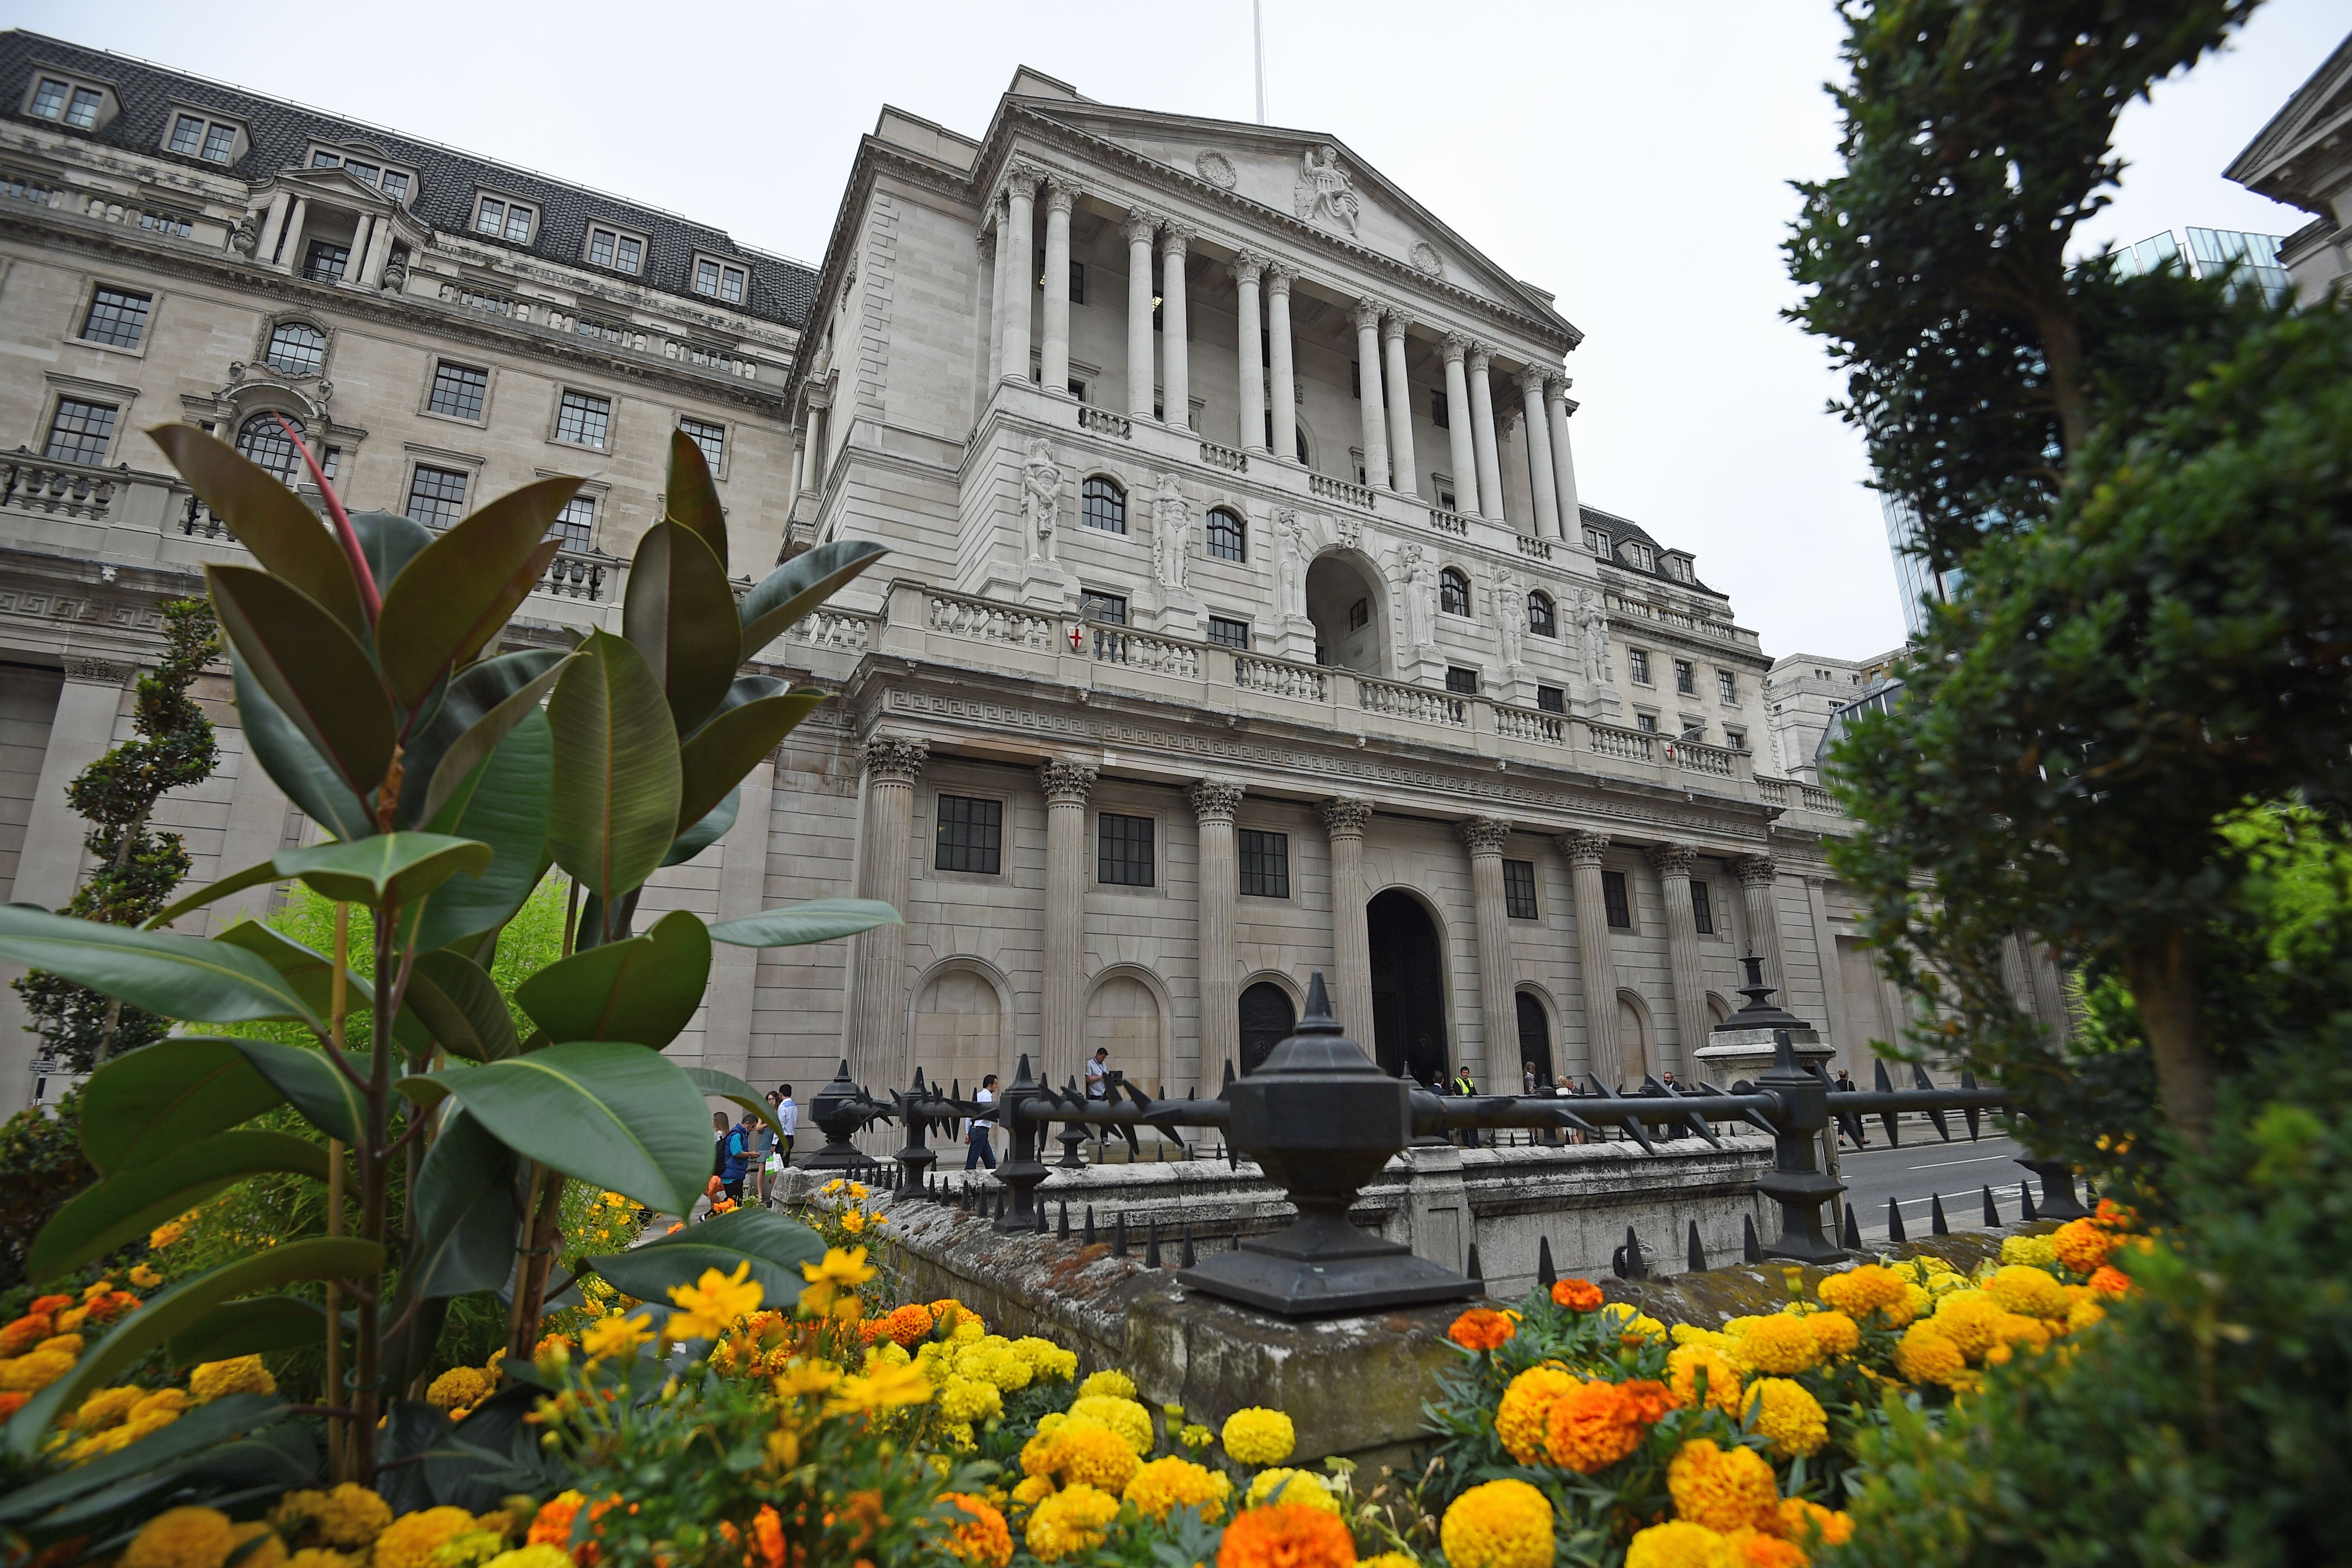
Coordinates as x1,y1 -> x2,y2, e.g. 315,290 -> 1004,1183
1086,1048 -> 1111,1100
775,1086 -> 798,1167
965,1074 -> 998,1170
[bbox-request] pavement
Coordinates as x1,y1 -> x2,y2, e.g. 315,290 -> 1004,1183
1830,1130 -> 2041,1242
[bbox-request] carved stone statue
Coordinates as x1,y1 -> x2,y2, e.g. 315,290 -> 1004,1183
229,217 -> 258,256
1276,508 -> 1307,618
1496,567 -> 1524,668
1021,438 -> 1061,562
1401,544 -> 1436,648
1152,472 -> 1189,590
1577,589 -> 1611,685
1294,144 -> 1360,235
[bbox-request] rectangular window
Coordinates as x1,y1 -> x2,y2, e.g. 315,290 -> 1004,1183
30,79 -> 67,120
1724,727 -> 1747,751
1586,527 -> 1609,556
1717,670 -> 1737,703
934,795 -> 1004,876
321,447 -> 341,480
1674,659 -> 1695,695
379,169 -> 410,202
200,122 -> 236,163
1206,616 -> 1250,650
1691,879 -> 1714,935
342,160 -> 380,186
694,258 -> 747,303
406,465 -> 469,528
679,416 -> 726,470
1238,829 -> 1289,899
475,196 -> 533,242
79,286 -> 151,349
1636,712 -> 1658,733
1350,360 -> 1361,399
1629,543 -> 1654,571
169,114 -> 204,155
1438,487 -> 1456,511
1348,597 -> 1369,631
1536,684 -> 1565,714
1446,665 -> 1479,695
43,398 -> 116,465
588,226 -> 644,274
1602,869 -> 1632,930
66,88 -> 104,130
1080,590 -> 1127,625
548,495 -> 594,551
303,240 -> 350,283
1069,261 -> 1085,305
1097,812 -> 1155,888
1430,387 -> 1449,428
428,361 -> 489,420
1627,648 -> 1651,685
1503,858 -> 1539,920
555,389 -> 612,449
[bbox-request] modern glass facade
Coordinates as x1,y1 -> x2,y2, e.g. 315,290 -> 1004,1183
2112,227 -> 2291,305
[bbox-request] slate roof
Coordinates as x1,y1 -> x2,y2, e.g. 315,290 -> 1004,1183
0,30 -> 818,330
1576,505 -> 1721,599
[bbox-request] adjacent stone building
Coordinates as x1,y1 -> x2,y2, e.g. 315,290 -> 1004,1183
0,36 -> 2051,1112
2226,29 -> 2352,307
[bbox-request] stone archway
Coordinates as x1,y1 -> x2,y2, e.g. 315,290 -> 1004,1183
1237,980 -> 1296,1076
1616,991 -> 1654,1088
910,964 -> 1005,1097
1306,552 -> 1387,675
1367,888 -> 1447,1083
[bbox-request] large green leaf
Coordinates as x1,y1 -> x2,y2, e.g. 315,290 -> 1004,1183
546,632 -> 682,905
149,425 -> 368,639
407,1108 -> 519,1300
0,907 -> 324,1030
425,1041 -> 711,1215
407,949 -> 521,1062
225,1039 -> 368,1144
142,857 -> 285,933
515,909 -> 710,1049
3,1239 -> 384,1456
78,1038 -> 283,1176
584,1206 -> 822,1312
31,1130 -> 331,1283
274,832 -> 492,910
377,478 -> 579,707
686,1066 -> 784,1140
624,522 -> 740,737
351,509 -> 436,596
738,540 -> 888,656
212,923 -> 433,1056
0,1394 -> 291,1525
231,654 -> 374,843
166,1296 -> 332,1366
710,898 -> 903,948
207,564 -> 394,797
412,713 -> 555,954
660,787 -> 738,868
677,690 -> 822,837
663,427 -> 729,573
401,650 -> 575,830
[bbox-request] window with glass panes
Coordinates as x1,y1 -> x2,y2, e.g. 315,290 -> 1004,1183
62,87 -> 103,129
1674,659 -> 1695,695
1206,616 -> 1249,650
555,390 -> 611,448
1081,476 -> 1125,533
1635,712 -> 1658,733
1627,647 -> 1651,684
1079,591 -> 1127,625
1446,665 -> 1479,694
265,321 -> 326,376
303,241 -> 349,283
1206,507 -> 1245,561
547,496 -> 595,552
428,362 -> 489,420
1429,387 -> 1449,427
1537,685 -> 1565,713
694,259 -> 747,303
1503,859 -> 1539,919
235,412 -> 302,482
79,287 -> 151,349
1238,829 -> 1289,898
679,417 -> 725,471
199,123 -> 235,162
169,114 -> 205,155
587,226 -> 643,274
43,399 -> 116,465
1602,870 -> 1632,929
475,197 -> 533,243
1690,880 -> 1714,935
1717,670 -> 1736,703
1097,813 -> 1154,887
1349,597 -> 1369,630
30,80 -> 69,120
1528,591 -> 1555,636
1440,568 -> 1471,616
935,795 -> 1003,875
406,465 -> 469,528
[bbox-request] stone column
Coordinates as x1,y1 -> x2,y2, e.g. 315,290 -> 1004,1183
1558,831 -> 1620,1088
1123,210 -> 1158,418
198,733 -> 292,934
1382,313 -> 1417,497
1460,817 -> 1517,1093
848,737 -> 926,1092
1191,779 -> 1244,1078
1441,334 -> 1481,517
1321,796 -> 1374,1044
1265,265 -> 1298,460
1544,376 -> 1581,527
255,190 -> 292,265
998,170 -> 1038,384
1519,371 -> 1563,539
1349,302 -> 1389,490
982,217 -> 1005,389
1806,876 -> 1852,1067
1040,183 -> 1074,395
1466,344 -> 1506,528
358,214 -> 395,288
1040,758 -> 1097,1089
13,661 -> 129,911
1159,224 -> 1193,426
1648,843 -> 1709,1081
1232,252 -> 1267,452
802,391 -> 832,498
1734,854 -> 1787,996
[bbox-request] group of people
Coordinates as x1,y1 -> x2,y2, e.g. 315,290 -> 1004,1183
960,1046 -> 1118,1169
710,1086 -> 802,1208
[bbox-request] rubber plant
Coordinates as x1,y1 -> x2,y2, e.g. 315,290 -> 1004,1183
0,426 -> 896,1484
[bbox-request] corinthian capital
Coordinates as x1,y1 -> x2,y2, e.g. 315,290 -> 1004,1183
1440,330 -> 1473,363
1262,261 -> 1297,296
1121,208 -> 1162,246
1043,183 -> 1076,215
1381,310 -> 1414,343
1188,777 -> 1245,822
1320,795 -> 1373,836
1457,816 -> 1511,856
1348,300 -> 1385,333
1039,757 -> 1097,805
1158,222 -> 1196,258
1230,249 -> 1267,285
1646,842 -> 1697,879
1556,829 -> 1609,866
861,735 -> 929,784
1543,370 -> 1572,401
1465,342 -> 1492,374
1002,164 -> 1044,200
1732,853 -> 1778,887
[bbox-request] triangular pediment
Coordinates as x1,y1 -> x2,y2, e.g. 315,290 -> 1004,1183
273,162 -> 402,214
1019,100 -> 1571,333
2225,32 -> 2352,206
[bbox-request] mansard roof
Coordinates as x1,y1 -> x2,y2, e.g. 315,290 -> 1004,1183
1579,505 -> 1724,600
0,30 -> 818,329
2224,29 -> 2352,216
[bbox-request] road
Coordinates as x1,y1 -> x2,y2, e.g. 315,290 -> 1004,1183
1830,1131 -> 2038,1242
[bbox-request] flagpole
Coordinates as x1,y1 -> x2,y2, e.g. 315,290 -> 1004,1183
1253,0 -> 1267,124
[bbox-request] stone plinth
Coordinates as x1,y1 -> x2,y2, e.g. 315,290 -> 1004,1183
1692,1026 -> 1833,1092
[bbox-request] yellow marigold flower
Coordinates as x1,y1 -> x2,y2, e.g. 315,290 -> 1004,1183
189,1354 -> 275,1403
1742,1378 -> 1828,1458
1600,1303 -> 1667,1344
1771,1497 -> 1854,1548
481,1549 -> 572,1568
865,1341 -> 913,1371
0,1349 -> 76,1393
1360,1555 -> 1419,1568
1010,1474 -> 1058,1507
1079,1368 -> 1137,1401
1439,1478 -> 1554,1568
1999,1233 -> 2059,1270
1011,1336 -> 1078,1381
941,1493 -> 1014,1568
1926,1291 -> 2007,1361
277,1486 -> 391,1551
1246,1469 -> 1339,1514
1124,1456 -> 1233,1522
129,1262 -> 163,1288
37,1331 -> 84,1355
1667,1439 -> 1780,1533
1734,1314 -> 1820,1376
1987,1265 -> 2069,1320
665,1261 -> 765,1340
2051,1216 -> 2119,1275
824,1359 -> 932,1417
1667,1344 -> 1745,1416
2067,1297 -> 2108,1332
1041,1421 -> 1143,1491
71,1384 -> 144,1432
1496,1365 -> 1580,1463
1221,1406 -> 1296,1465
1069,1394 -> 1154,1454
1721,1527 -> 1806,1568
1179,1422 -> 1215,1450
1807,1309 -> 1860,1359
286,1551 -> 352,1568
372,1510 -> 475,1568
227,1520 -> 285,1568
426,1367 -> 494,1411
131,1387 -> 190,1423
582,1313 -> 652,1362
148,1220 -> 188,1250
940,1376 -> 1003,1425
1624,1521 -> 1734,1568
1024,1483 -> 1120,1562
124,1506 -> 234,1568
1817,1263 -> 1906,1318
1892,1321 -> 1966,1386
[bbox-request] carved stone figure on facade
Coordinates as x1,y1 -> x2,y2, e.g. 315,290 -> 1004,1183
229,217 -> 258,256
1577,589 -> 1611,685
1295,145 -> 1360,234
1022,437 -> 1062,562
1152,472 -> 1189,590
1400,544 -> 1436,648
1275,508 -> 1307,618
1495,567 -> 1524,668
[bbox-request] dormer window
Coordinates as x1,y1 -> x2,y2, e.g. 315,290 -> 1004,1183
587,224 -> 645,275
310,147 -> 413,203
474,195 -> 535,244
693,257 -> 748,304
29,75 -> 112,133
1585,526 -> 1609,556
161,108 -> 241,164
1627,542 -> 1654,572
1664,555 -> 1693,583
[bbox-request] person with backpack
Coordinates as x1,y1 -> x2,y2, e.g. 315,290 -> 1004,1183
720,1111 -> 757,1202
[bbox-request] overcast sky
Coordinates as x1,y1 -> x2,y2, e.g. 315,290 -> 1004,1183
19,0 -> 2346,661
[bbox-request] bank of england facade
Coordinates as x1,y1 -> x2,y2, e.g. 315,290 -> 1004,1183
0,34 -> 2068,1111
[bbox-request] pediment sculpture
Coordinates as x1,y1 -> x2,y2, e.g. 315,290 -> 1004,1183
1295,145 -> 1360,235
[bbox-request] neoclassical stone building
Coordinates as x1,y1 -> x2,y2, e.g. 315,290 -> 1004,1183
0,37 -> 2043,1111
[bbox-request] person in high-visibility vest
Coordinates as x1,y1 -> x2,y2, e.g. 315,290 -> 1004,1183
1451,1065 -> 1477,1146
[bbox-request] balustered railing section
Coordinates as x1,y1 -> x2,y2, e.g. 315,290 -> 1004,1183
1670,739 -> 1737,778
1092,625 -> 1201,678
1232,653 -> 1328,702
1494,705 -> 1567,745
541,548 -> 621,602
1584,721 -> 1656,762
927,592 -> 1060,651
1425,507 -> 1470,537
1197,440 -> 1247,473
1078,407 -> 1132,440
1358,674 -> 1468,728
1515,534 -> 1553,561
789,608 -> 878,652
0,459 -> 119,522
1309,473 -> 1377,512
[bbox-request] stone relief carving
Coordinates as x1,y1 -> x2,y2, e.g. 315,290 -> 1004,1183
229,217 -> 258,256
1400,544 -> 1436,648
1294,144 -> 1360,234
1495,567 -> 1524,668
1409,241 -> 1443,276
1194,151 -> 1237,190
1021,437 -> 1062,562
1576,589 -> 1612,686
1152,472 -> 1189,590
1334,514 -> 1362,552
1275,508 -> 1307,618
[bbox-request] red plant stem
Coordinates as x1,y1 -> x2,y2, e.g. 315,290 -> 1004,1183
271,413 -> 381,624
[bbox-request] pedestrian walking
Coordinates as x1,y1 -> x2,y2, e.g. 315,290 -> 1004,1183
1085,1048 -> 1110,1100
776,1086 -> 798,1165
754,1091 -> 782,1203
720,1111 -> 757,1203
965,1073 -> 999,1170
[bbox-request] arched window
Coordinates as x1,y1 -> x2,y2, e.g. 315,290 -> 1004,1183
1206,507 -> 1245,562
1082,475 -> 1126,534
263,321 -> 327,377
1439,567 -> 1471,617
1527,590 -> 1556,637
235,411 -> 303,482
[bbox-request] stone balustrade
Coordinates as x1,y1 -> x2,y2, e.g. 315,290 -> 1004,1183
928,590 -> 1060,650
1197,439 -> 1247,474
1515,534 -> 1553,561
788,607 -> 879,652
1425,506 -> 1470,537
1584,720 -> 1656,763
1079,406 -> 1133,440
1493,704 -> 1567,745
2,457 -> 119,521
1308,472 -> 1378,512
1356,673 -> 1469,728
1232,652 -> 1328,701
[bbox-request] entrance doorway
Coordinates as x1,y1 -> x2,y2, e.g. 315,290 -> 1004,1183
1367,889 -> 1447,1083
1237,982 -> 1295,1076
1305,554 -> 1386,675
1515,992 -> 1553,1088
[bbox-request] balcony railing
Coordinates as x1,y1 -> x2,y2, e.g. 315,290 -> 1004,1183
1198,440 -> 1248,474
1426,507 -> 1470,537
1585,722 -> 1655,762
927,591 -> 1059,651
1309,473 -> 1377,512
1358,674 -> 1468,728
1092,625 -> 1201,678
787,607 -> 879,652
1232,652 -> 1328,702
1516,534 -> 1553,561
1494,704 -> 1567,745
3,457 -> 119,521
1668,738 -> 1737,778
1079,407 -> 1133,440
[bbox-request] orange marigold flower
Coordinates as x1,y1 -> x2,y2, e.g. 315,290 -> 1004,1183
1617,1378 -> 1679,1425
751,1505 -> 786,1568
1551,1278 -> 1604,1312
1496,1366 -> 1579,1464
2050,1217 -> 2118,1276
1217,1502 -> 1356,1568
528,1492 -> 585,1551
1544,1379 -> 1648,1473
880,1304 -> 936,1348
0,1314 -> 53,1357
0,1393 -> 27,1420
1770,1497 -> 1854,1549
1448,1308 -> 1515,1352
2087,1265 -> 2131,1297
1723,1527 -> 1807,1568
1666,1439 -> 1781,1534
939,1494 -> 1012,1568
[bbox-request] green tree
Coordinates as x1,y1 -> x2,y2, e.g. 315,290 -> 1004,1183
13,599 -> 219,1071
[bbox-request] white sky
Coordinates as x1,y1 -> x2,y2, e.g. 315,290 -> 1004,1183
20,0 -> 2347,662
